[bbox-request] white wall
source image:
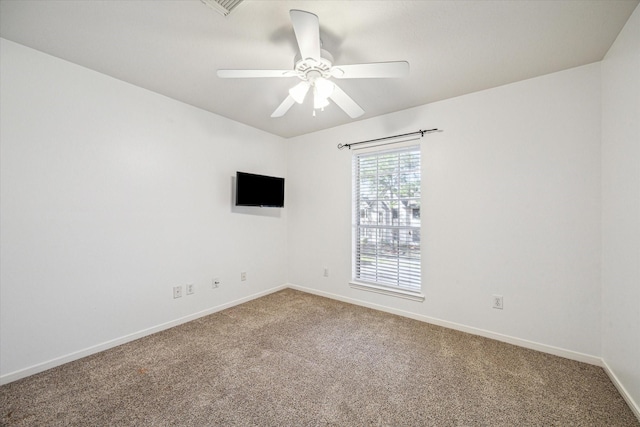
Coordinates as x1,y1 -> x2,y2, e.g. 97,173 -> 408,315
288,63 -> 603,359
601,5 -> 640,412
0,39 -> 288,381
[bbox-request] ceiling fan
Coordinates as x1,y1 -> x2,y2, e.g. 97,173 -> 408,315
217,9 -> 410,119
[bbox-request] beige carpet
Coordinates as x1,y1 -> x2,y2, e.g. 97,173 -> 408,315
1,288 -> 638,426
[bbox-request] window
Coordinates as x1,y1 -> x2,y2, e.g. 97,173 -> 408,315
352,145 -> 422,298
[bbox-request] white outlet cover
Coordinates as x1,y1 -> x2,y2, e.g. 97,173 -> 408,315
492,295 -> 503,309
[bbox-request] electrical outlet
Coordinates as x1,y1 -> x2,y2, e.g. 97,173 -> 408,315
186,283 -> 194,295
241,272 -> 247,281
212,278 -> 220,289
173,285 -> 182,299
323,267 -> 329,277
492,295 -> 504,310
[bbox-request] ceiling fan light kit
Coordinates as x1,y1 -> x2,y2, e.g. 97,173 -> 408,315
313,88 -> 330,111
289,81 -> 310,104
314,77 -> 335,100
217,9 -> 409,119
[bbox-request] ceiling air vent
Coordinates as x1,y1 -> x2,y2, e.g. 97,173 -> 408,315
200,0 -> 244,17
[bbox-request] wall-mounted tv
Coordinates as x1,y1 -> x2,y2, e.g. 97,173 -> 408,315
235,171 -> 285,208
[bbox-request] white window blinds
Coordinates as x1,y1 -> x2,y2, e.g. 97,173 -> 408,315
353,146 -> 421,291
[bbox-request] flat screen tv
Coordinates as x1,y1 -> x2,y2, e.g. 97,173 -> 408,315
235,171 -> 285,208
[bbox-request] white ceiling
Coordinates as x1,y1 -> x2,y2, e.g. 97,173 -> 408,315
1,0 -> 637,138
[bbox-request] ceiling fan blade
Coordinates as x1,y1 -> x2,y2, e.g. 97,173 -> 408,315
217,69 -> 298,78
329,83 -> 364,118
290,9 -> 321,61
331,61 -> 410,79
271,95 -> 296,118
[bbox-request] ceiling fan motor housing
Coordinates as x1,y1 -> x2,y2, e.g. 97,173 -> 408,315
294,49 -> 334,82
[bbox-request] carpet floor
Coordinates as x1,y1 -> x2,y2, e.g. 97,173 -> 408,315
1,288 -> 638,426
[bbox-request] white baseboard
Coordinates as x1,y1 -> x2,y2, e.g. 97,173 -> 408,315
602,359 -> 640,421
0,284 -> 287,385
286,283 -> 602,366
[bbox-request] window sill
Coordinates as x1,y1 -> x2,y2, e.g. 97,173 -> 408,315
349,281 -> 425,302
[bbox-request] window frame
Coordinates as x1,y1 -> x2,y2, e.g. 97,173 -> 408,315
350,144 -> 425,302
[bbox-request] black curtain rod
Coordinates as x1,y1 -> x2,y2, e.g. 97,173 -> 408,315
337,128 -> 440,150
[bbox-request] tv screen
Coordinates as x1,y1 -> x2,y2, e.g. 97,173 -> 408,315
235,172 -> 285,207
